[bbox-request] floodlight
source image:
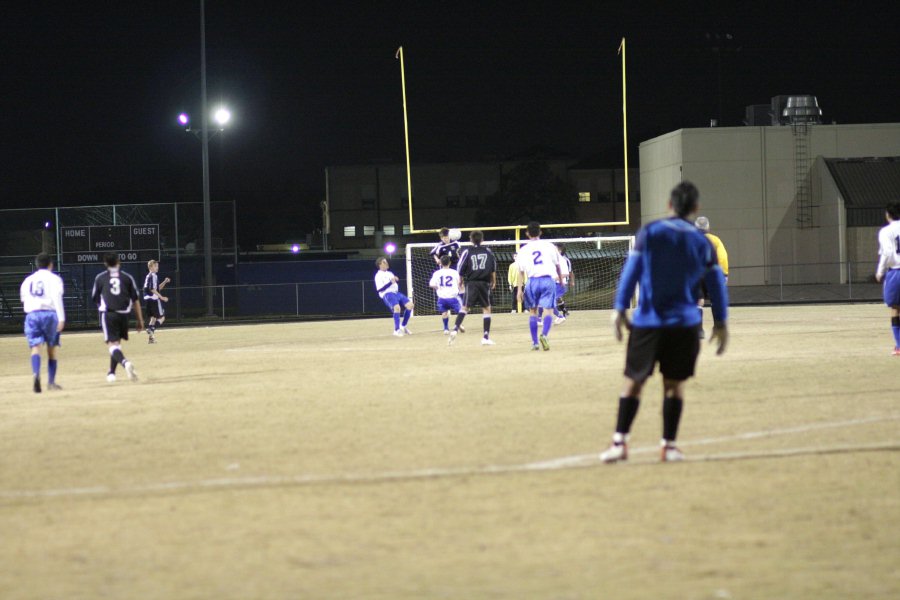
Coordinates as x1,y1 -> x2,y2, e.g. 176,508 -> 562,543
213,107 -> 231,126
291,244 -> 300,254
384,242 -> 397,255
178,113 -> 190,126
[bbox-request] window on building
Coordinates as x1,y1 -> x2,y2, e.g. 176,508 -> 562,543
596,192 -> 611,203
363,225 -> 375,236
383,225 -> 395,235
343,225 -> 356,237
578,192 -> 591,203
402,225 -> 411,235
446,196 -> 461,208
361,199 -> 375,209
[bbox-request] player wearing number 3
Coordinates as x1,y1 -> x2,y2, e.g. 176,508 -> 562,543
92,253 -> 144,382
516,221 -> 562,351
875,202 -> 900,355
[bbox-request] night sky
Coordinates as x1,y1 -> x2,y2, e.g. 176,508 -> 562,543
2,1 -> 898,245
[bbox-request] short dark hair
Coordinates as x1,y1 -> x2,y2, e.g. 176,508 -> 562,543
470,230 -> 484,245
887,202 -> 900,220
557,244 -> 566,255
104,253 -> 120,267
670,181 -> 700,218
439,254 -> 452,266
526,221 -> 541,237
35,253 -> 52,269
439,227 -> 450,237
375,256 -> 388,268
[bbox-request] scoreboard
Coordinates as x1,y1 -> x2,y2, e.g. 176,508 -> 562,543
61,224 -> 160,264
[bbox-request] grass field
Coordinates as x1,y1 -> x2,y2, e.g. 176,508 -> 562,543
1,305 -> 898,599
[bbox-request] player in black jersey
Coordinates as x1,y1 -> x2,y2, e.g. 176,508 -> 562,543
143,259 -> 170,343
449,230 -> 497,346
91,253 -> 145,382
429,227 -> 461,268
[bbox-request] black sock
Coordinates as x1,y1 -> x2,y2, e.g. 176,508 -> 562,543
112,349 -> 126,366
662,396 -> 684,442
483,316 -> 491,337
892,316 -> 900,327
109,357 -> 118,374
615,396 -> 640,435
454,311 -> 467,330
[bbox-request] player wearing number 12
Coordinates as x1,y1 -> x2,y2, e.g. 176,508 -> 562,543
92,253 -> 145,382
429,255 -> 462,334
516,221 -> 562,351
451,230 -> 497,345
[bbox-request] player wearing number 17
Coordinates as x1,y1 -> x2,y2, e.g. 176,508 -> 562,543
91,253 -> 145,382
602,182 -> 728,463
516,221 -> 562,351
451,230 -> 497,345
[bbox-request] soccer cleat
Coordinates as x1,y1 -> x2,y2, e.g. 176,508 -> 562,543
660,443 -> 684,462
124,361 -> 138,382
393,329 -> 404,337
47,383 -> 63,391
448,330 -> 458,346
532,344 -> 540,351
539,334 -> 550,351
554,316 -> 566,325
893,347 -> 900,356
481,338 -> 496,345
106,373 -> 117,383
458,325 -> 465,333
33,375 -> 41,394
600,442 -> 628,463
443,329 -> 450,335
403,326 -> 412,335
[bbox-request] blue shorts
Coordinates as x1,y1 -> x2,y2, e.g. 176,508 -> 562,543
884,269 -> 900,306
525,277 -> 557,310
382,292 -> 411,311
24,311 -> 60,348
437,297 -> 461,314
555,283 -> 567,298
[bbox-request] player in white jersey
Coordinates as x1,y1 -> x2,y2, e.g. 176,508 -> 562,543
552,244 -> 573,324
374,256 -> 413,336
429,255 -> 463,334
875,202 -> 900,355
20,253 -> 66,392
515,221 -> 562,350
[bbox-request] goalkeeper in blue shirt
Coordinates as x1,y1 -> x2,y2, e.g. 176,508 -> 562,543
602,181 -> 729,463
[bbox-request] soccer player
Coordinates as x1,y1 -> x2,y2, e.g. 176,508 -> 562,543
694,216 -> 729,339
430,227 -> 460,268
20,253 -> 66,393
554,244 -> 573,324
516,221 -> 562,351
507,256 -> 522,313
875,202 -> 900,355
451,230 -> 497,345
374,256 -> 413,336
143,259 -> 171,344
602,182 -> 728,463
91,253 -> 144,382
429,255 -> 462,335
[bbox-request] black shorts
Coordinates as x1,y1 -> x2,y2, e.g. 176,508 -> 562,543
625,326 -> 700,382
145,298 -> 165,319
464,281 -> 492,309
101,311 -> 131,343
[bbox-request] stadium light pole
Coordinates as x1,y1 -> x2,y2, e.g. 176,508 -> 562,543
199,0 -> 215,316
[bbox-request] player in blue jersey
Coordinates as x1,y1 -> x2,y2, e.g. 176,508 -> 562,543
429,255 -> 462,334
374,256 -> 413,336
601,182 -> 729,463
875,202 -> 900,355
20,253 -> 66,392
516,221 -> 562,350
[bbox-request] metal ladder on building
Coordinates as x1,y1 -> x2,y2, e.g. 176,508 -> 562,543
792,123 -> 816,228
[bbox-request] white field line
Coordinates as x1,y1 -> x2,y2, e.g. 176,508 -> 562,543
1,415 -> 898,502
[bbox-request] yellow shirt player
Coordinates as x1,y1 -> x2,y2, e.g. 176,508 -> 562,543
507,255 -> 527,313
695,216 -> 728,338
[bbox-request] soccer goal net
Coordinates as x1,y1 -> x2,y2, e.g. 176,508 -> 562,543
405,236 -> 635,314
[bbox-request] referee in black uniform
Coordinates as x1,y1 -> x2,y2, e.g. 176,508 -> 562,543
450,230 -> 497,346
91,253 -> 145,382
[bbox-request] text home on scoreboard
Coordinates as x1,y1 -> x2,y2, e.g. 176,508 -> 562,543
60,224 -> 160,264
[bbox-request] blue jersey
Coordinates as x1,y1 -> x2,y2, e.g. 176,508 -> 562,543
614,217 -> 728,327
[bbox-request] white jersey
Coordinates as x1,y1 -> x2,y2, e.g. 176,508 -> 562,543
374,270 -> 399,298
876,220 -> 900,277
516,239 -> 560,279
558,255 -> 572,284
20,269 -> 66,322
429,267 -> 461,299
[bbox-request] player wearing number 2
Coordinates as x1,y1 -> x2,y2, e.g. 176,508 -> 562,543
875,202 -> 900,355
20,253 -> 66,393
92,253 -> 144,382
516,221 -> 562,351
429,255 -> 462,335
451,230 -> 497,346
